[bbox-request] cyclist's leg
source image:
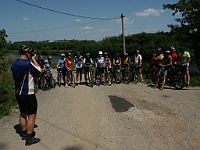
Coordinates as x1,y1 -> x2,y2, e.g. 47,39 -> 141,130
185,65 -> 190,86
76,68 -> 79,82
79,68 -> 83,83
139,66 -> 144,81
160,70 -> 167,90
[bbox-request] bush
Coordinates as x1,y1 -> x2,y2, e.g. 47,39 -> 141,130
0,56 -> 17,118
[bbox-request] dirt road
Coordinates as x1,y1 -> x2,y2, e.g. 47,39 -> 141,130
0,71 -> 199,150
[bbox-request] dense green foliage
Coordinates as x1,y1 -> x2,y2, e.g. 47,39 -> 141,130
8,31 -> 195,61
0,56 -> 16,118
163,0 -> 200,69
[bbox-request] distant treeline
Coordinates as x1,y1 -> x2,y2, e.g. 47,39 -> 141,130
8,31 -> 195,60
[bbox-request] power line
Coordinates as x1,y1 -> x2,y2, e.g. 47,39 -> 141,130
8,20 -> 105,34
16,0 -> 121,20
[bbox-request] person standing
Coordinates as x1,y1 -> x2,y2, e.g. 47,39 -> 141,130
74,51 -> 83,84
155,48 -> 164,68
83,53 -> 94,83
171,46 -> 178,67
179,47 -> 191,87
11,45 -> 41,146
56,53 -> 66,85
36,55 -> 45,69
134,50 -> 144,81
112,53 -> 121,83
154,50 -> 172,90
96,51 -> 105,83
64,53 -> 73,87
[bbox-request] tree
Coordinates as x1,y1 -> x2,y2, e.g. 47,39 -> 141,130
0,29 -> 8,58
163,0 -> 200,69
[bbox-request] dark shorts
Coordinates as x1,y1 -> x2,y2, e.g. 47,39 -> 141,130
66,70 -> 72,76
16,94 -> 38,115
97,66 -> 104,74
84,67 -> 90,74
76,68 -> 83,74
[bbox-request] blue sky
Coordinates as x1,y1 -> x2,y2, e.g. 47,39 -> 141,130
1,0 -> 179,42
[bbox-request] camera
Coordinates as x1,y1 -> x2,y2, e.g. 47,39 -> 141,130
31,50 -> 38,56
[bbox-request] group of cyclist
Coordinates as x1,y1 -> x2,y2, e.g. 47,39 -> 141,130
36,45 -> 191,89
53,50 -> 145,87
150,46 -> 191,90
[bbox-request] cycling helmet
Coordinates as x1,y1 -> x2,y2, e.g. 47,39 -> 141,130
86,53 -> 90,56
19,45 -> 32,54
104,52 -> 108,55
61,53 -> 65,57
165,50 -> 171,54
98,51 -> 103,55
157,48 -> 162,51
180,47 -> 185,52
171,46 -> 175,50
67,53 -> 71,56
48,55 -> 52,59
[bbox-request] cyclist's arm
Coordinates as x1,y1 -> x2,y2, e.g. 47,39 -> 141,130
56,59 -> 60,68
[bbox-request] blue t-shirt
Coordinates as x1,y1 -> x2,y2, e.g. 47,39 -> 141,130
96,57 -> 105,67
11,59 -> 41,95
59,58 -> 66,69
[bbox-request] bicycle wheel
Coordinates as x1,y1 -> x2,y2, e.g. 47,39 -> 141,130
95,74 -> 101,86
174,71 -> 185,89
57,73 -> 62,87
50,77 -> 56,88
132,69 -> 138,84
88,72 -> 94,87
124,69 -> 130,84
39,77 -> 46,91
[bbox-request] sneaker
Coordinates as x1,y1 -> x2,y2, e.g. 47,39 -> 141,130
25,137 -> 40,146
186,83 -> 189,88
22,131 -> 36,140
65,84 -> 69,88
141,79 -> 144,82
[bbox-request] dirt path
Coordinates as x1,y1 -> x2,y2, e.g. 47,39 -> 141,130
0,70 -> 200,150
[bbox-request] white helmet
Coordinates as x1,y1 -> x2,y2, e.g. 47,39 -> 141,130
98,51 -> 103,55
61,53 -> 65,57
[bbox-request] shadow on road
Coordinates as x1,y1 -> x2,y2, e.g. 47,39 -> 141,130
108,95 -> 134,112
14,124 -> 38,138
0,143 -> 6,150
63,146 -> 82,150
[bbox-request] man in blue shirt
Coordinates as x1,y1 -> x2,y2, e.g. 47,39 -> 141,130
11,45 -> 41,146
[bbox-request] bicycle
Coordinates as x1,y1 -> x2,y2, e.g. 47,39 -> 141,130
86,65 -> 94,87
39,69 -> 56,90
131,64 -> 139,84
122,65 -> 130,84
113,65 -> 122,84
152,65 -> 185,89
104,66 -> 112,86
57,67 -> 62,87
95,67 -> 103,86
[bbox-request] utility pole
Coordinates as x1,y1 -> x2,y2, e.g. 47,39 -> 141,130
121,13 -> 126,54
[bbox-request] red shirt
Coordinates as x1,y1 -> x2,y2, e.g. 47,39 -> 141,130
151,54 -> 157,65
65,59 -> 72,70
171,52 -> 178,63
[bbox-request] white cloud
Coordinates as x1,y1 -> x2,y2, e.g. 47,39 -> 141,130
133,8 -> 164,17
113,17 -> 134,25
81,26 -> 93,30
22,16 -> 29,21
75,19 -> 81,22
